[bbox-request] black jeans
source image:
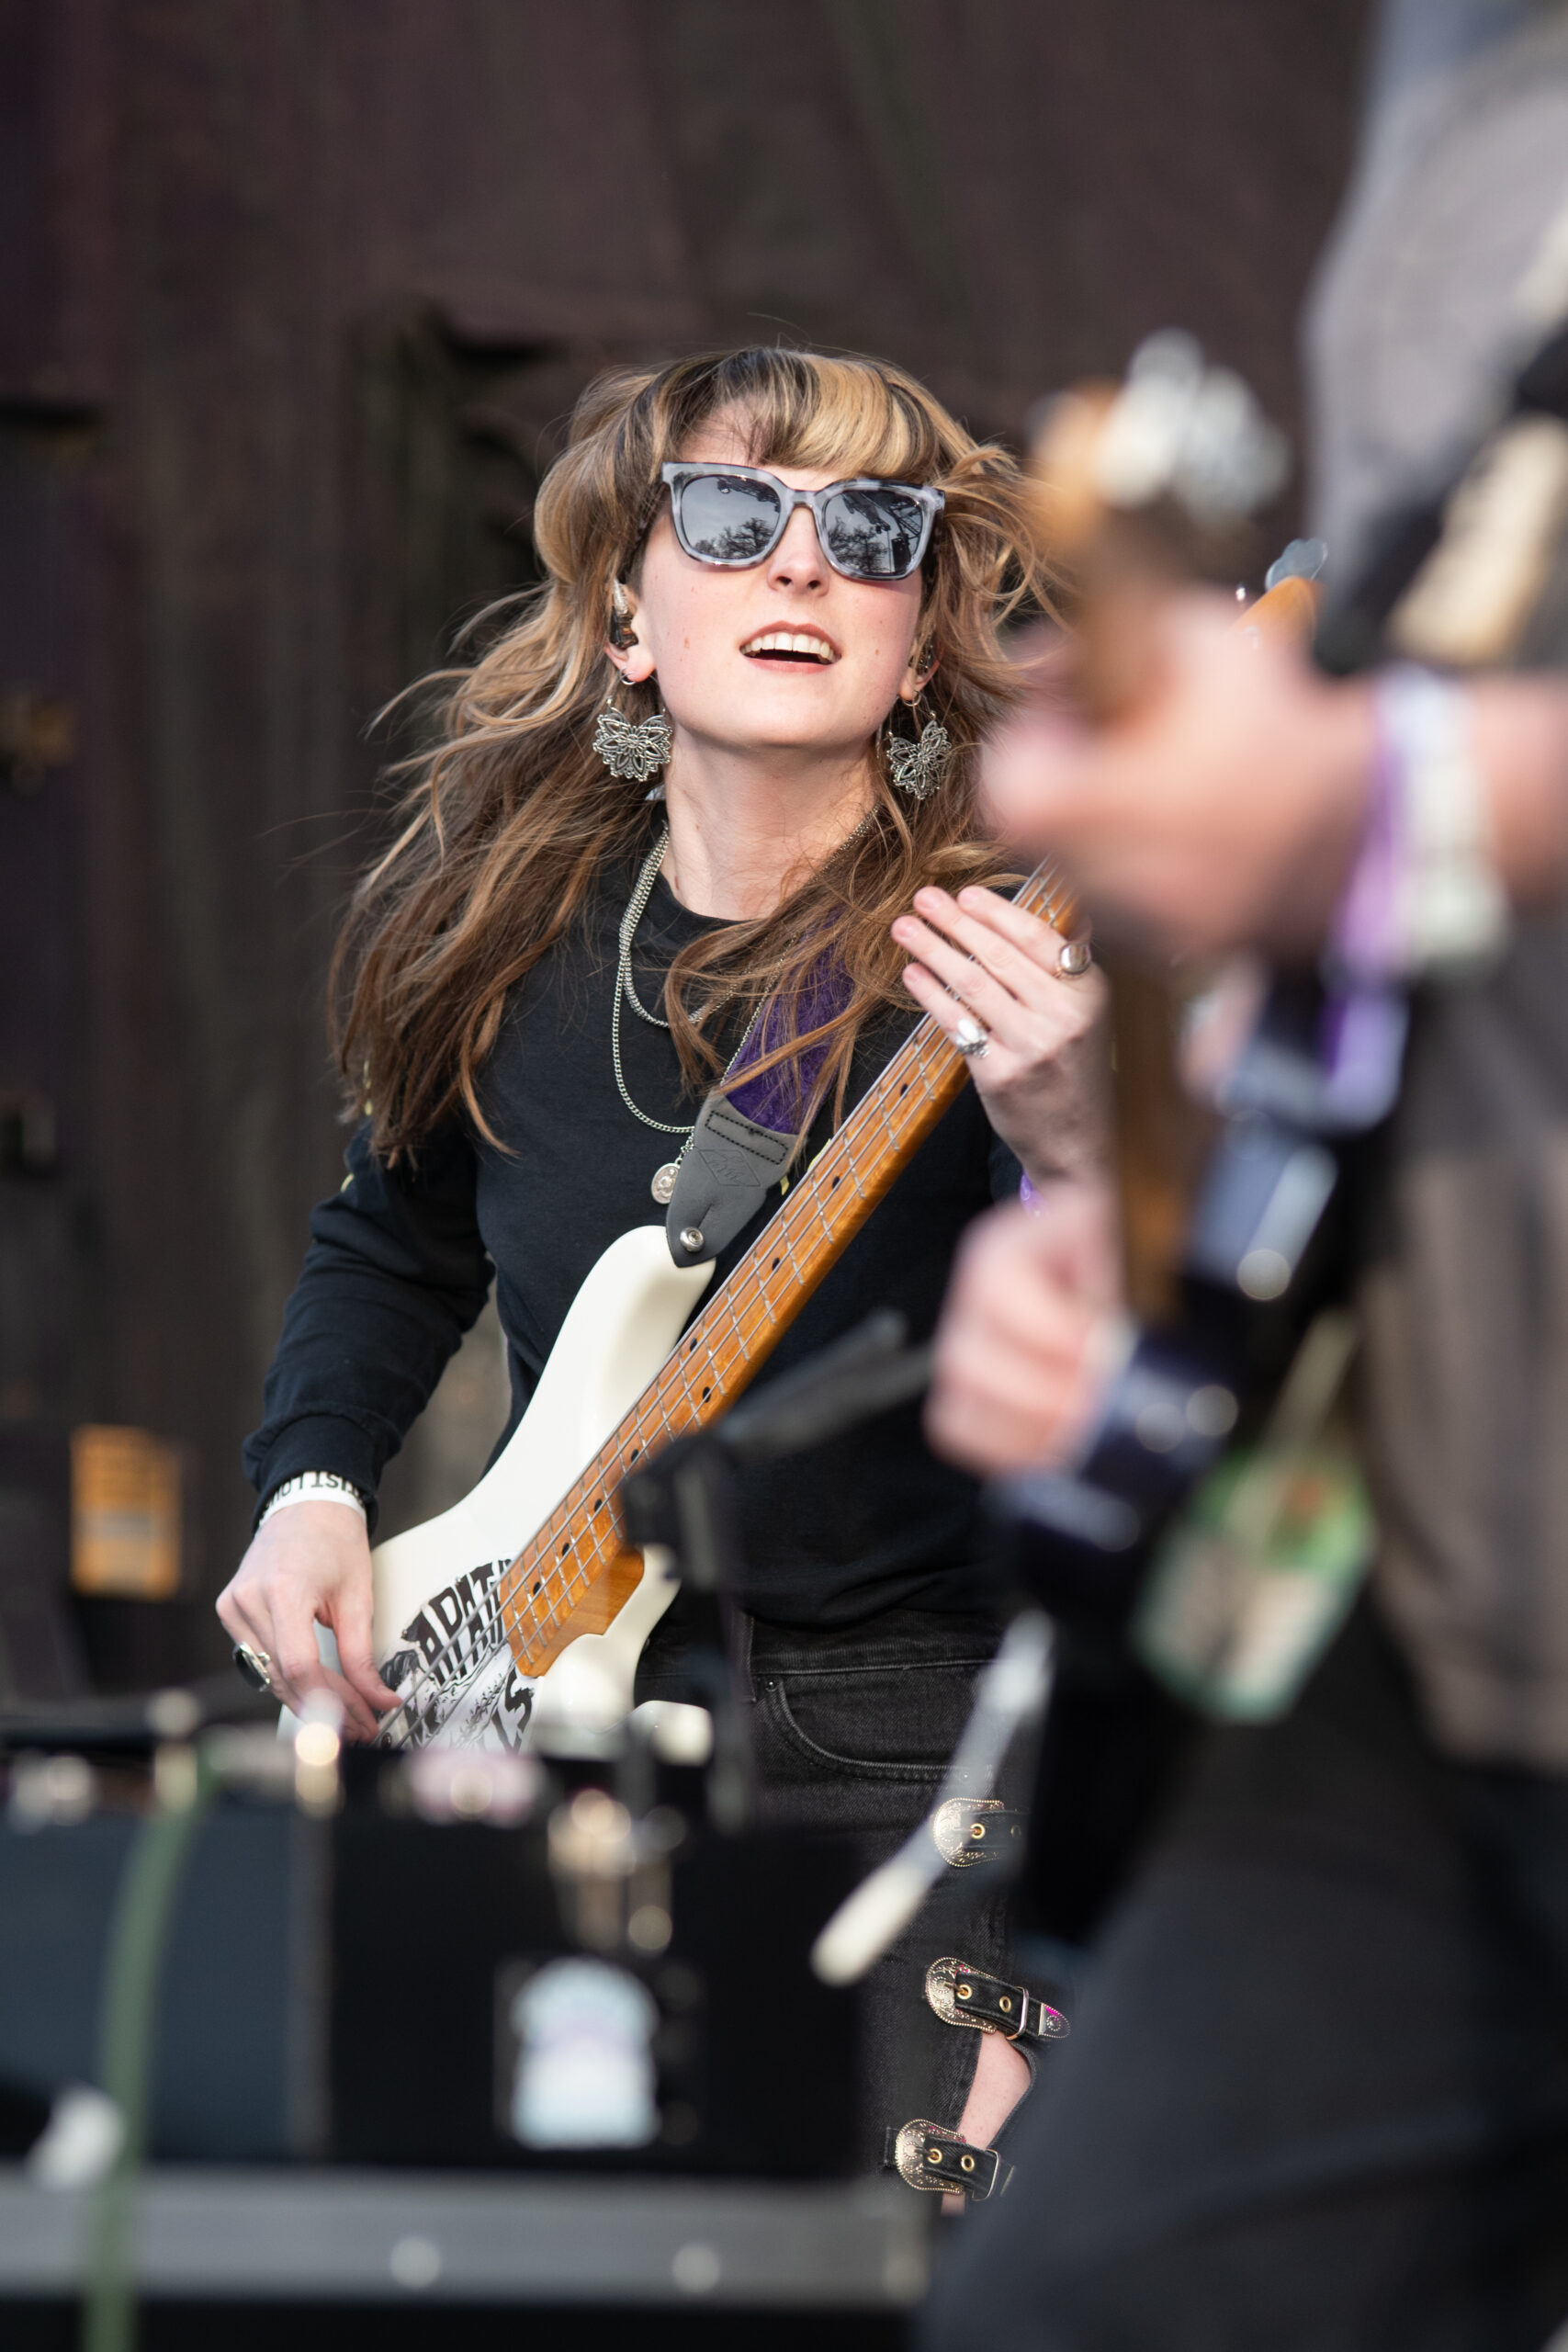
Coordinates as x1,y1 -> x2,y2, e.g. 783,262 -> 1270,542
919,1604 -> 1568,2351
640,1602 -> 1017,2166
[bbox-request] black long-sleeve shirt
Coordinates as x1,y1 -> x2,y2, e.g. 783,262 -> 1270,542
244,861 -> 1021,1627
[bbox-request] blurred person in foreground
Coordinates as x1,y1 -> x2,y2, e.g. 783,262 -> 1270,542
921,2 -> 1568,2345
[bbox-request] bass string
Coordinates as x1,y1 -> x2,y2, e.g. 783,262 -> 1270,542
493,1007 -> 958,1651
492,863 -> 1070,1658
373,865 -> 1070,1742
505,855 -> 1081,1646
491,960 -> 1010,1664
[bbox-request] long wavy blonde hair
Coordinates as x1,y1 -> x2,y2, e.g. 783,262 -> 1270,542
335,346 -> 1055,1158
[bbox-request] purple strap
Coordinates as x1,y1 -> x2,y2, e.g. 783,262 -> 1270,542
1327,708 -> 1401,989
724,961 -> 854,1136
1318,682 -> 1413,1125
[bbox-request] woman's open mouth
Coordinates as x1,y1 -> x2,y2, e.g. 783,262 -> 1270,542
739,630 -> 840,664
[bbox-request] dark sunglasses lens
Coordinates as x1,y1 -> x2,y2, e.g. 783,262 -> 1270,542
821,487 -> 928,578
674,472 -> 784,562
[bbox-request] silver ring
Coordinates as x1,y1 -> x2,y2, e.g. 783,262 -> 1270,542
1055,938 -> 1093,978
953,1016 -> 989,1058
232,1642 -> 274,1695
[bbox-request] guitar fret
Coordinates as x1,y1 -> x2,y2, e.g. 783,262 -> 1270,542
721,1288 -> 749,1358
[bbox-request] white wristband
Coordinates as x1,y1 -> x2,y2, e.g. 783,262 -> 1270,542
1331,667 -> 1512,990
258,1472 -> 368,1528
1383,667 -> 1512,977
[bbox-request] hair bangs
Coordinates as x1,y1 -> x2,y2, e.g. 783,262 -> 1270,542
655,350 -> 936,485
732,356 -> 936,484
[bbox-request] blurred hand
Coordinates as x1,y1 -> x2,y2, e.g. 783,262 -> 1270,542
893,886 -> 1111,1185
217,1504 -> 397,1743
980,589 -> 1376,960
927,1184 -> 1123,1476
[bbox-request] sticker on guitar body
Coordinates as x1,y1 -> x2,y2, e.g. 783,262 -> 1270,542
378,1556 -> 535,1750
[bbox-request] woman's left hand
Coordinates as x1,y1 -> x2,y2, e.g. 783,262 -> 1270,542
892,884 -> 1111,1185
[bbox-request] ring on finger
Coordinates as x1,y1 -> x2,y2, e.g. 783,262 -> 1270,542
953,1015 -> 989,1059
1055,938 -> 1094,978
232,1642 -> 274,1695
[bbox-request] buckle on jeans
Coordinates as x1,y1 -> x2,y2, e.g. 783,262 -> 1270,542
925,1955 -> 1069,2046
886,2119 -> 1011,2199
932,1795 -> 1024,1866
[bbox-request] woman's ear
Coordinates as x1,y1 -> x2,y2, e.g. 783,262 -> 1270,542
605,581 -> 657,684
897,635 -> 939,705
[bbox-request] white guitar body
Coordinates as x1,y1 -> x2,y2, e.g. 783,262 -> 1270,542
294,1226 -> 713,1750
278,868 -> 1065,1755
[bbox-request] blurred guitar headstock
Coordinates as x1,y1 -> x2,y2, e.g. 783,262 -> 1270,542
1027,330 -> 1294,718
1021,334 -> 1322,1320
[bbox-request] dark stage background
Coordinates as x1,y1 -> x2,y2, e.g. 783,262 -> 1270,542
0,0 -> 1370,1692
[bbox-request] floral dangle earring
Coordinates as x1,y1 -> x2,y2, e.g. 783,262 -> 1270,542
595,700 -> 672,782
595,580 -> 673,782
885,689 -> 951,801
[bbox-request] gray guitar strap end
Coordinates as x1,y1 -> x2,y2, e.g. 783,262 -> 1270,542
666,1094 -> 797,1267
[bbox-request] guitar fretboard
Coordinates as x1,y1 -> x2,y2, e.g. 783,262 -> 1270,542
496,862 -> 1066,1671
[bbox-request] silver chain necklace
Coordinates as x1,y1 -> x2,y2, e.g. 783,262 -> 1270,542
613,827 -> 750,1204
614,808 -> 876,1204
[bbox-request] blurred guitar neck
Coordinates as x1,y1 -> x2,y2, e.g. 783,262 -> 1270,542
1025,338 -> 1317,1321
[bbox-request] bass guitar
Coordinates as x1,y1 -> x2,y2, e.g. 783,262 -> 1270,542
308,864 -> 1069,1752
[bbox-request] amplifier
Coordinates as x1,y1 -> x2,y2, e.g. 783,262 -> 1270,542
0,1743 -> 858,2177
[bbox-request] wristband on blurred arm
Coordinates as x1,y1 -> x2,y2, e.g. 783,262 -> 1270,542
257,1471 -> 369,1528
1328,665 -> 1511,988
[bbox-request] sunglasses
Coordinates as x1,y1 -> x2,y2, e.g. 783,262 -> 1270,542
659,461 -> 943,582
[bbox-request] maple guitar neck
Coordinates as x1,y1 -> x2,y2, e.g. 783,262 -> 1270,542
496,860 -> 1069,1676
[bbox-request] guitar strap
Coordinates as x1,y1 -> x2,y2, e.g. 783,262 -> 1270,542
665,956 -> 853,1270
664,1093 -> 795,1267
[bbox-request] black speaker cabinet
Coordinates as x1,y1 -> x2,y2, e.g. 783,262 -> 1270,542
0,1784 -> 858,2177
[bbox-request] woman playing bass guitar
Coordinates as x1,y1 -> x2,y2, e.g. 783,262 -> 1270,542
218,346 -> 1111,2170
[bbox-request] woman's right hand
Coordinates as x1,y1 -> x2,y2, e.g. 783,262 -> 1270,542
216,1504 -> 399,1743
